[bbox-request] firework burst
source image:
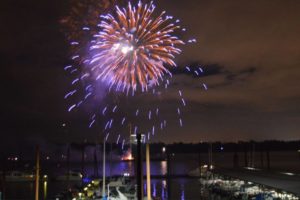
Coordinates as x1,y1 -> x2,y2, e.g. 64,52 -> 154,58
89,1 -> 184,92
63,0 -> 204,145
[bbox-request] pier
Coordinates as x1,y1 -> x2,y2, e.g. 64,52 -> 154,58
214,168 -> 300,196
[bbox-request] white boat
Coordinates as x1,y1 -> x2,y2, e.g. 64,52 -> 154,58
3,171 -> 48,182
188,165 -> 212,177
56,171 -> 83,181
4,171 -> 35,182
90,186 -> 137,200
85,176 -> 136,200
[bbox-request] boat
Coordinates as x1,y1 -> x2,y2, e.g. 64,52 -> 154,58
4,171 -> 35,182
81,175 -> 137,200
55,171 -> 83,181
2,171 -> 48,182
188,164 -> 212,177
3,171 -> 47,182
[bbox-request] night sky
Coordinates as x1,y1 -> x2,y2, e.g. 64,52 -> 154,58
1,0 -> 300,147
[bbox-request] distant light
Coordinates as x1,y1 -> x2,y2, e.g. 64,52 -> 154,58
62,123 -> 66,127
281,172 -> 295,176
245,167 -> 260,171
220,146 -> 224,151
46,156 -> 50,160
162,147 -> 166,153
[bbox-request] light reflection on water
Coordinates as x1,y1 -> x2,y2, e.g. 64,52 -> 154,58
4,179 -> 202,200
43,181 -> 47,199
152,182 -> 156,197
161,161 -> 167,175
4,160 -> 205,199
60,159 -> 195,177
181,183 -> 185,200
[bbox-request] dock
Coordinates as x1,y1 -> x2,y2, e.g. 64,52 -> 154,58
214,168 -> 300,196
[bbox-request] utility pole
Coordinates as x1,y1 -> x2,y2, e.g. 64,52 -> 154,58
167,152 -> 171,199
35,146 -> 40,200
102,140 -> 106,199
94,148 -> 99,177
251,142 -> 255,168
0,156 -> 6,200
266,148 -> 270,170
136,133 -> 143,200
208,143 -> 213,170
81,142 -> 85,180
244,143 -> 248,167
146,143 -> 151,200
67,144 -> 70,186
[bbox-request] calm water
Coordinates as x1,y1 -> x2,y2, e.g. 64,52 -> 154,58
3,151 -> 299,199
4,178 -> 209,200
3,158 -> 209,200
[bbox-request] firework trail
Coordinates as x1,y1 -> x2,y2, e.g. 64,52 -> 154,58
63,1 -> 205,146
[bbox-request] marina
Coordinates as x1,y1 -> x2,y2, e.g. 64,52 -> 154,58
2,1 -> 300,197
213,168 -> 300,197
1,142 -> 300,200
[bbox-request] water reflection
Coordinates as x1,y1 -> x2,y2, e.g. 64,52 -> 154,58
56,159 -> 196,177
143,182 -> 146,195
152,182 -> 156,197
180,183 -> 185,200
4,159 -> 201,199
161,180 -> 166,199
5,178 -> 204,199
43,181 -> 47,200
160,161 -> 167,175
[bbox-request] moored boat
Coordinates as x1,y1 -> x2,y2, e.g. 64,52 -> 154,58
2,171 -> 47,182
55,171 -> 83,181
